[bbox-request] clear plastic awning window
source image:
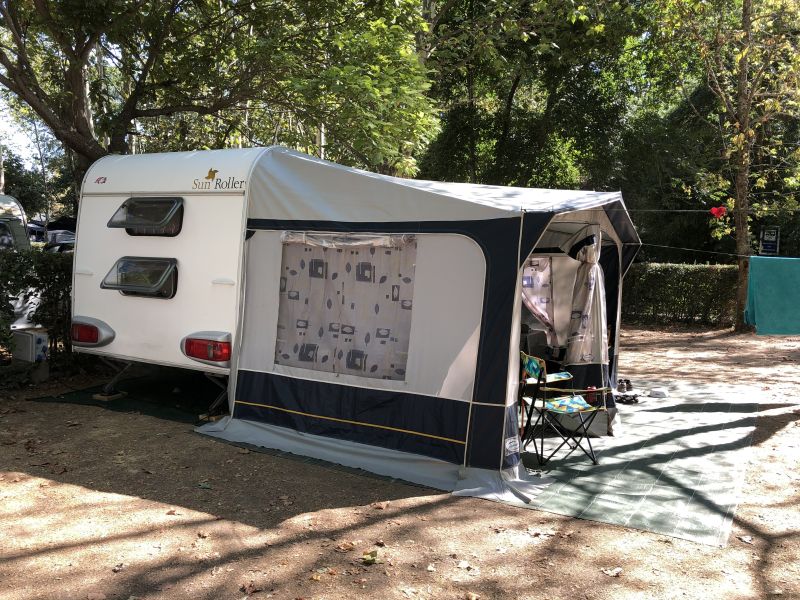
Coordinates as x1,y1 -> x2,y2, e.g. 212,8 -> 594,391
281,231 -> 416,249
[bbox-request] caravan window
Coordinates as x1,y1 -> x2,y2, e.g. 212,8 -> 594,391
101,257 -> 178,299
275,232 -> 417,381
107,197 -> 184,236
0,222 -> 14,249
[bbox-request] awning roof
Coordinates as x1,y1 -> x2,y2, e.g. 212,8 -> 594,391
82,146 -> 639,247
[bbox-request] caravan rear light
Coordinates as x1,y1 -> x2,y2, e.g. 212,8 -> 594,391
181,331 -> 232,368
184,339 -> 231,362
71,323 -> 98,344
71,316 -> 115,347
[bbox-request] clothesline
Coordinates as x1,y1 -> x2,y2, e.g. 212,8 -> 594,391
640,243 -> 752,258
606,208 -> 800,213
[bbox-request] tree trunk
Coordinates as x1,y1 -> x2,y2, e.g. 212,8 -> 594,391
0,143 -> 5,194
489,71 -> 522,185
733,166 -> 751,331
733,0 -> 753,332
467,0 -> 477,182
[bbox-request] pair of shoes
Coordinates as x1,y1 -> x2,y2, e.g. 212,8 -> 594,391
616,393 -> 640,405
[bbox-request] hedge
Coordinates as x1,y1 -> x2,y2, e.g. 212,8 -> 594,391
0,253 -> 739,363
622,262 -> 738,327
0,249 -> 73,359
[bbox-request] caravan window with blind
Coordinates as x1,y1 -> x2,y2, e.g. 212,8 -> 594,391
274,232 -> 417,381
107,197 -> 184,236
101,257 -> 178,299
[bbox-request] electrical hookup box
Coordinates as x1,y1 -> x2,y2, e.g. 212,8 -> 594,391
12,329 -> 49,363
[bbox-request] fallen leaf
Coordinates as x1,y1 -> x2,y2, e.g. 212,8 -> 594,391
362,550 -> 379,565
166,509 -> 179,516
240,581 -> 263,595
335,541 -> 355,552
371,501 -> 389,510
601,567 -> 623,577
309,574 -> 322,581
527,528 -> 555,538
738,535 -> 754,545
238,448 -> 251,454
198,482 -> 212,490
197,531 -> 209,539
111,563 -> 125,573
375,539 -> 386,547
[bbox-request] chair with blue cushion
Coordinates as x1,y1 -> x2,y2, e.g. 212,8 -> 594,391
519,351 -> 608,465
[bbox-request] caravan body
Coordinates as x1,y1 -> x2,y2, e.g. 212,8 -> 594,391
72,147 -> 640,502
72,150 -> 256,372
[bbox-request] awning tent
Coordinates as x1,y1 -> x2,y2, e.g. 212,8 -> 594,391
198,147 -> 641,503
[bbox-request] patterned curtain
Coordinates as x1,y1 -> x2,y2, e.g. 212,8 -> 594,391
275,232 -> 416,381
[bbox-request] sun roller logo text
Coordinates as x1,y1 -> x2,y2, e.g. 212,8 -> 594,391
192,168 -> 246,190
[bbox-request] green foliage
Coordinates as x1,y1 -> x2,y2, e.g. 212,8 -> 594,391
418,0 -> 641,186
0,249 -> 72,358
622,263 -> 738,327
0,0 -> 437,177
1,152 -> 47,216
609,89 -> 740,262
0,107 -> 79,218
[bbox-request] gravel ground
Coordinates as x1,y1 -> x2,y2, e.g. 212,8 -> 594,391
0,328 -> 798,600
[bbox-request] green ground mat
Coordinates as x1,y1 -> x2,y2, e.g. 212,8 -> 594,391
523,380 -> 766,546
32,368 -> 429,488
31,368 -> 219,424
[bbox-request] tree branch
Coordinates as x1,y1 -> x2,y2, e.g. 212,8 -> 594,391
108,0 -> 182,152
31,0 -> 77,61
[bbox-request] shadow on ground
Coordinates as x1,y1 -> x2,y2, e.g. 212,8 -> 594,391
1,339 -> 799,600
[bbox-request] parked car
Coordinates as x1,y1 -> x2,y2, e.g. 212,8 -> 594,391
43,230 -> 75,253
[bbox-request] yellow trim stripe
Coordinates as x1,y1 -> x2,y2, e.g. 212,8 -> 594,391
235,400 -> 467,446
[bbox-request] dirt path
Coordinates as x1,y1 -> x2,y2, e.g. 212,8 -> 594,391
1,329 -> 798,600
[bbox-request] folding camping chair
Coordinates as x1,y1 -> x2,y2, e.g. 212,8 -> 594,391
519,351 -> 608,465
